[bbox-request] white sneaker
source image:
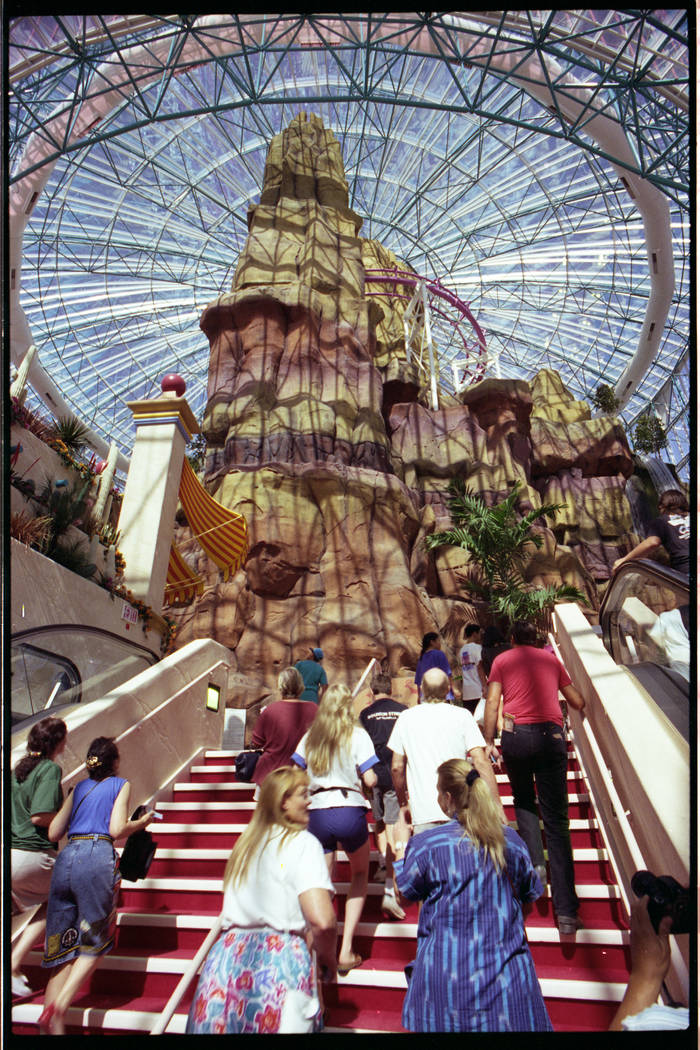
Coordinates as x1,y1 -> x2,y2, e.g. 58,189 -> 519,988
381,894 -> 406,921
12,973 -> 33,998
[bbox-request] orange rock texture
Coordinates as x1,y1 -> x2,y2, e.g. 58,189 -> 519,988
171,113 -> 636,698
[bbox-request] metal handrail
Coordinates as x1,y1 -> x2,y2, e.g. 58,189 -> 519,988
150,915 -> 223,1035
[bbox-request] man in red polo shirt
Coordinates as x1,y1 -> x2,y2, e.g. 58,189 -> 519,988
483,621 -> 585,935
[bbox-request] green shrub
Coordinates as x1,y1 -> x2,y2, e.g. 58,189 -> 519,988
50,540 -> 97,579
633,414 -> 668,454
591,383 -> 620,414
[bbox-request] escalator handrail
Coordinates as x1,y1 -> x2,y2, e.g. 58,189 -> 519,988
599,559 -> 688,656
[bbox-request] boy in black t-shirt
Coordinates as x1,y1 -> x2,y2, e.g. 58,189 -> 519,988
359,671 -> 407,920
613,489 -> 690,575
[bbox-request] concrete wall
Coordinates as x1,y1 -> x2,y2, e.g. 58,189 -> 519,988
11,540 -> 163,659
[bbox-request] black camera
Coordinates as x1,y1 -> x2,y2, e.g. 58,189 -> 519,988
630,870 -> 690,935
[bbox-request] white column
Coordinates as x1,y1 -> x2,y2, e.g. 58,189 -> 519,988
117,393 -> 199,615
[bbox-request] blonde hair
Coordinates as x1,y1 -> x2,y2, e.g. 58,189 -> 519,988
437,758 -> 505,871
278,666 -> 304,697
304,683 -> 355,776
223,766 -> 309,889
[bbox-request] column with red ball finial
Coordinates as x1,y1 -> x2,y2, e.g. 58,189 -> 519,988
117,373 -> 199,614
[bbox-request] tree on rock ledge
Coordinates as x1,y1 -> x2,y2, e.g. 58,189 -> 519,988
425,480 -> 587,629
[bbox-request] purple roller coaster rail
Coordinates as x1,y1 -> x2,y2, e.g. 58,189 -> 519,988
364,268 -> 487,385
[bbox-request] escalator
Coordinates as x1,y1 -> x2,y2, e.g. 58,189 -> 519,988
598,560 -> 689,741
11,625 -> 160,731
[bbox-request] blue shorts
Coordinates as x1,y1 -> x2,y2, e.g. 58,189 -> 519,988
307,806 -> 369,854
43,835 -> 120,967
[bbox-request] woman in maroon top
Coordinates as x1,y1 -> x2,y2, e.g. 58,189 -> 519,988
251,668 -> 318,788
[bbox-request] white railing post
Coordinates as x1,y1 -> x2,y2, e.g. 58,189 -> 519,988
351,658 -> 380,698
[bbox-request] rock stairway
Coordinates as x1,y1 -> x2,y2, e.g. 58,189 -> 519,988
12,742 -> 631,1034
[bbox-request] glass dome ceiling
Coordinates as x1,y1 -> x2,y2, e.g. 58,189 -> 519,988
8,12 -> 690,480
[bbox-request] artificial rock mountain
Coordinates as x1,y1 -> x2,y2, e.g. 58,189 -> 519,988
170,113 -> 636,707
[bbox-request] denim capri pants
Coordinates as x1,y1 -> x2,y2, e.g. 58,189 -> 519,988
43,835 -> 120,967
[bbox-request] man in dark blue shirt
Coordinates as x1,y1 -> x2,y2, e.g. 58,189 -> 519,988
359,670 -> 407,920
613,489 -> 689,576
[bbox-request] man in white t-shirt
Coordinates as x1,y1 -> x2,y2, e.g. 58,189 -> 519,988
388,667 -> 506,834
459,623 -> 487,713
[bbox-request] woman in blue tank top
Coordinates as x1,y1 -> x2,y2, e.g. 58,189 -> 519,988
37,737 -> 154,1035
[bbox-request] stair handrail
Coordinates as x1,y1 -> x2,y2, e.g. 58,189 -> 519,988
351,658 -> 380,698
548,628 -> 690,1001
150,914 -> 223,1035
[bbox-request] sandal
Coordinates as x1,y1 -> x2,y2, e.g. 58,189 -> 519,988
337,952 -> 363,976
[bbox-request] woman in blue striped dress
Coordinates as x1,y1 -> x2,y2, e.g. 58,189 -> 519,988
393,758 -> 552,1032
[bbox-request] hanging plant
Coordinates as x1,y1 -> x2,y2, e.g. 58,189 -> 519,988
632,414 -> 668,454
161,617 -> 178,655
591,383 -> 620,415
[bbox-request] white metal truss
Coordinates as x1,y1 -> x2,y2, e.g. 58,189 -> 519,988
7,13 -> 690,480
403,282 -> 439,411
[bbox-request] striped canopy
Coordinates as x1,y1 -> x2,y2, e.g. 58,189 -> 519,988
164,458 -> 249,605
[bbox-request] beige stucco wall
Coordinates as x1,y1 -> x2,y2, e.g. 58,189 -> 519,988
553,602 -> 689,881
11,539 -> 163,658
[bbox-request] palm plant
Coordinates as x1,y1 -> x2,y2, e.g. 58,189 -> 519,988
32,477 -> 93,556
49,415 -> 89,451
425,479 -> 587,627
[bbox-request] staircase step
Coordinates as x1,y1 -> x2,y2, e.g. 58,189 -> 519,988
140,845 -> 612,882
131,816 -> 605,851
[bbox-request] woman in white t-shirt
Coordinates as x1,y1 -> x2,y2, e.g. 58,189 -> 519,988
292,684 -> 379,975
186,766 -> 337,1034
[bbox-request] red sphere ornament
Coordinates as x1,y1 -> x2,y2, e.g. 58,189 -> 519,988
161,374 -> 186,396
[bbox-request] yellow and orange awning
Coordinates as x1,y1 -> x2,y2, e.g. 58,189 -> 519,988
164,458 -> 249,606
164,543 -> 203,605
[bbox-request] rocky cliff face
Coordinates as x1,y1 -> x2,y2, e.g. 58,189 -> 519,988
170,113 -> 636,702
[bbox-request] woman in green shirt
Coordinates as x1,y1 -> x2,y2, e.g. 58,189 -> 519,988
11,717 -> 67,998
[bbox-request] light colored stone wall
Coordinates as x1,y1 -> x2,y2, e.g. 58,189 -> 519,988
11,540 -> 163,658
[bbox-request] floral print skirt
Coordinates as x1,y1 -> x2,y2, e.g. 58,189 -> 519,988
185,926 -> 323,1034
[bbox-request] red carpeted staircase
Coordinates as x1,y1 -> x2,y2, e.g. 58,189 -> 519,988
13,739 -> 631,1034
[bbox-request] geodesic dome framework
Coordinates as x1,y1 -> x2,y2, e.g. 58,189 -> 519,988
8,12 -> 690,480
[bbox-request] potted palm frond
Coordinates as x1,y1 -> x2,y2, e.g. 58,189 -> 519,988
425,479 -> 587,631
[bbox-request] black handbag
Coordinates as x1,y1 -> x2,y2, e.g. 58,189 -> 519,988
234,749 -> 263,782
119,806 -> 157,881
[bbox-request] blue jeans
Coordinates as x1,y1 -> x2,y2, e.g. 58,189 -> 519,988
501,721 -> 579,919
43,835 -> 120,967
